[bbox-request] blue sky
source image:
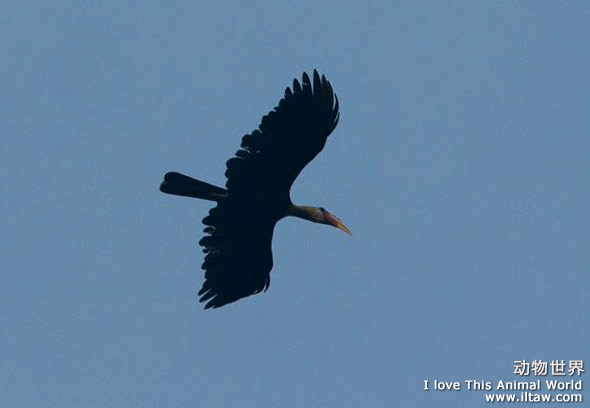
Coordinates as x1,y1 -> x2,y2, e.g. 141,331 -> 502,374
2,1 -> 589,406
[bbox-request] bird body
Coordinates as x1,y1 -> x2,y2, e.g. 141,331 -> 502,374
161,70 -> 350,309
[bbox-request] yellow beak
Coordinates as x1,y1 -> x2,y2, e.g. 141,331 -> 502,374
325,211 -> 353,236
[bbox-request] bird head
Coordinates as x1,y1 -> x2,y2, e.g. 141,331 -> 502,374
318,207 -> 352,236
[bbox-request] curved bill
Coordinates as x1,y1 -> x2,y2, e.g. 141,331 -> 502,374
324,211 -> 353,236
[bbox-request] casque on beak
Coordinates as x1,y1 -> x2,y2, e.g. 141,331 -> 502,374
323,210 -> 352,236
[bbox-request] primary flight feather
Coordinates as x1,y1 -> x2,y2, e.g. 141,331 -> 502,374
160,70 -> 350,309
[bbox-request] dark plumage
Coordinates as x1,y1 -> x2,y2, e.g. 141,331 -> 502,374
160,70 -> 349,309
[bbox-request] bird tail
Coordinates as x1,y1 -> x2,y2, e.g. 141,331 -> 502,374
160,172 -> 227,201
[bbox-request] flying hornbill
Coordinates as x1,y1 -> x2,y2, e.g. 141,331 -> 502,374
160,70 -> 350,309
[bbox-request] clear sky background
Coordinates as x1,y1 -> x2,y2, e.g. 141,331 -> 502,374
2,1 -> 589,407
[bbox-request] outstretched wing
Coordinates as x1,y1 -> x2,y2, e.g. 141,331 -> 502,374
197,70 -> 340,309
225,69 -> 340,196
198,201 -> 275,309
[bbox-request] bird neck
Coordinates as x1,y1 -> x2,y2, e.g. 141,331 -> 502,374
287,204 -> 321,223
